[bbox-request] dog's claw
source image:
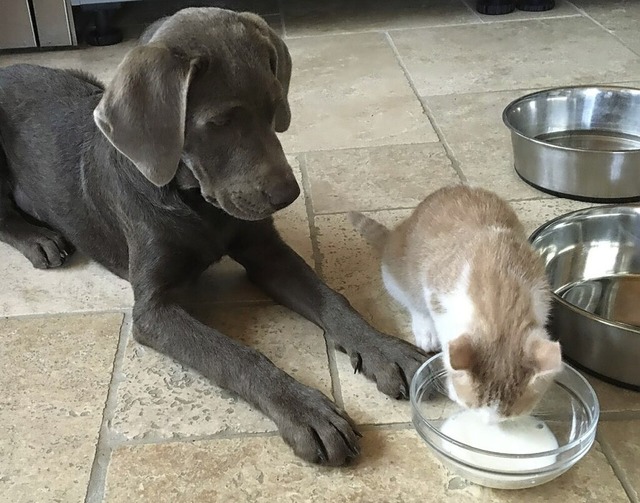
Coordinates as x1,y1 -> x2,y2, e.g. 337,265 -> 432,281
351,352 -> 363,374
344,333 -> 428,401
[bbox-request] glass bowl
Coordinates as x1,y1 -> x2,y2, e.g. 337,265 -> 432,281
410,353 -> 600,490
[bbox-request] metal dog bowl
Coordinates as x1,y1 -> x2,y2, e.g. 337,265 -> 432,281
503,86 -> 640,202
530,205 -> 640,389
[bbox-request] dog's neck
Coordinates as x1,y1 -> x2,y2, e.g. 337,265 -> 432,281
175,163 -> 200,190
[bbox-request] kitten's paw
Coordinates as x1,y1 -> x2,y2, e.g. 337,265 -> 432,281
417,335 -> 440,354
411,313 -> 439,353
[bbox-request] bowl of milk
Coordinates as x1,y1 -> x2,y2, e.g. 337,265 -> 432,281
410,353 -> 599,490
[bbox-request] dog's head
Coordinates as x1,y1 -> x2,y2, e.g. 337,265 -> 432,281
94,8 -> 299,220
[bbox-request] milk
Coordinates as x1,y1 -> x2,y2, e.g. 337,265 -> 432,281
440,410 -> 559,472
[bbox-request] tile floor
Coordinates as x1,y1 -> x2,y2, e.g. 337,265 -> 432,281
1,0 -> 640,502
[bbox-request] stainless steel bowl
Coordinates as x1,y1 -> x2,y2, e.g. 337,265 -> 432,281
530,205 -> 640,389
503,86 -> 640,202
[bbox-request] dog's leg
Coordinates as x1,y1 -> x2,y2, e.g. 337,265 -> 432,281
129,245 -> 361,466
0,155 -> 74,269
230,222 -> 428,400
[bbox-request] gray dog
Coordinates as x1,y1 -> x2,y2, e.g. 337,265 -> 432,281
0,8 -> 426,465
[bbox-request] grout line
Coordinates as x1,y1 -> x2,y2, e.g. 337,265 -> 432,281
478,13 -> 582,25
111,422 -> 417,449
458,0 -> 486,23
384,32 -> 468,184
309,194 -> 554,217
0,296 -> 285,321
1,308 -> 131,321
418,78 -> 640,100
315,205 -> 418,217
597,429 -> 639,503
326,343 -> 345,409
297,153 -> 345,409
358,422 -> 414,431
84,313 -> 132,503
282,10 -> 584,40
283,20 -> 484,40
599,410 -> 640,422
113,429 -> 281,448
564,0 -> 640,58
297,153 -> 324,282
284,139 -> 442,157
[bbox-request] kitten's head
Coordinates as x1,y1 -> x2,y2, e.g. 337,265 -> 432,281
445,329 -> 562,422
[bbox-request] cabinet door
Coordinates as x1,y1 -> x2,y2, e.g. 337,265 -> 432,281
0,0 -> 37,49
32,0 -> 77,47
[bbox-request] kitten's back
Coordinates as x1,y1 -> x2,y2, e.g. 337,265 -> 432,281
395,185 -> 526,293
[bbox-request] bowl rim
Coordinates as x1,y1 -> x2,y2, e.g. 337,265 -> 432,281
528,203 -> 640,335
502,85 -> 640,155
410,353 -> 600,460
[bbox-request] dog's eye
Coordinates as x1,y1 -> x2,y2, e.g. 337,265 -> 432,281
208,107 -> 240,127
209,113 -> 231,127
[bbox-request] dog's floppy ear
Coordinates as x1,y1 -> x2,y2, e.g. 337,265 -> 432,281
241,13 -> 292,132
269,31 -> 292,133
94,44 -> 194,186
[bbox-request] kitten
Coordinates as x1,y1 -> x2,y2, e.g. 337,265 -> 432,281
349,185 -> 562,420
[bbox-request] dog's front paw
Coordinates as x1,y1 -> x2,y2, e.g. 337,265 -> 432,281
274,386 -> 361,467
23,230 -> 75,269
341,334 -> 429,400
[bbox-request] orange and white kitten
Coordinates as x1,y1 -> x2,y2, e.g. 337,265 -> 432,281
350,185 -> 562,420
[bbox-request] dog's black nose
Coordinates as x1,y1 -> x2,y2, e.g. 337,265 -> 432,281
267,181 -> 300,210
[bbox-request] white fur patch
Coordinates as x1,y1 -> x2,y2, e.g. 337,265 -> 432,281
381,263 -> 414,311
425,264 -> 475,365
410,310 -> 439,352
531,282 -> 550,326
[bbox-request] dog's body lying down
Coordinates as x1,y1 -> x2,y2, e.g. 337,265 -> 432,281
0,8 -> 426,465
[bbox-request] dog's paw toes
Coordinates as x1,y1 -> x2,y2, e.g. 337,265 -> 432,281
348,336 -> 429,400
25,232 -> 74,269
277,388 -> 361,466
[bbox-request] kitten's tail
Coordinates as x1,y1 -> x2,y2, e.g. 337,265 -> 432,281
348,211 -> 390,253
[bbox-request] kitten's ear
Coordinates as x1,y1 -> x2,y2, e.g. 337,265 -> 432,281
448,335 -> 475,371
530,337 -> 562,376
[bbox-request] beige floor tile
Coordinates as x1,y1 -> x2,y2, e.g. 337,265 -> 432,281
425,89 -> 552,200
425,90 -> 522,146
104,429 -> 485,503
572,0 -> 640,54
450,142 -> 548,200
281,32 -> 437,153
111,305 -> 332,440
0,246 -> 133,316
334,332 -> 414,425
391,17 -> 640,96
282,0 -> 480,37
508,198 -> 595,236
587,376 -> 640,415
484,443 -> 629,502
599,420 -> 640,501
0,313 -> 122,503
305,143 -> 459,214
315,209 -> 410,301
315,210 -> 423,423
0,40 -> 137,84
474,0 -> 580,22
